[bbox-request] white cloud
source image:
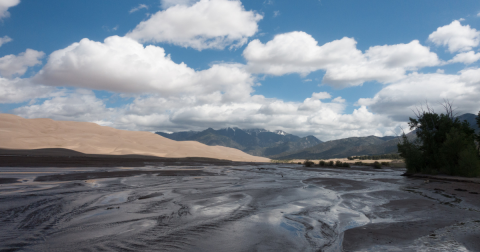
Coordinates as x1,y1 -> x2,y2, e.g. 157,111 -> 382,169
332,96 -> 345,103
311,92 -> 331,100
160,0 -> 198,9
13,89 -> 115,122
244,31 -> 439,87
14,32 -> 424,140
0,77 -> 55,103
12,86 -> 405,141
126,0 -> 263,50
448,50 -> 480,64
0,0 -> 20,20
0,49 -> 45,78
129,4 -> 148,13
0,36 -> 12,47
428,20 -> 480,53
34,36 -> 255,101
358,69 -> 480,121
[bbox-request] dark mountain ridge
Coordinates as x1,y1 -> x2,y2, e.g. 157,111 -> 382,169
272,135 -> 404,160
273,113 -> 479,159
156,127 -> 322,157
457,113 -> 480,133
156,113 -> 478,159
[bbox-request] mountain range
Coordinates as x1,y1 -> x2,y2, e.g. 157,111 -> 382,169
271,135 -> 408,160
156,128 -> 322,157
157,113 -> 479,159
457,113 -> 480,133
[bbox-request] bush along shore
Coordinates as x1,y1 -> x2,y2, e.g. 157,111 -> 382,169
302,159 -> 391,169
398,104 -> 480,177
347,153 -> 402,160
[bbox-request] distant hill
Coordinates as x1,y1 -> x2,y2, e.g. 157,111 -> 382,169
156,113 -> 478,160
0,114 -> 269,162
156,128 -> 322,157
271,135 -> 406,160
273,113 -> 478,160
457,113 -> 479,133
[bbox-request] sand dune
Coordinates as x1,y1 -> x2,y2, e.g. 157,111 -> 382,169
0,114 -> 269,162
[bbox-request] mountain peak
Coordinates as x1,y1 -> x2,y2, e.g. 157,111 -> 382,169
274,130 -> 288,136
244,128 -> 269,135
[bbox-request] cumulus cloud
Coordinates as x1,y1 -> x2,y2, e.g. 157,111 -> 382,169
12,86 -> 405,141
0,49 -> 45,78
358,68 -> 480,121
160,0 -> 198,9
13,89 -> 116,122
0,77 -> 55,103
129,4 -> 148,13
311,92 -> 331,100
428,20 -> 480,53
34,36 -> 254,101
0,36 -> 12,47
17,33 -> 415,140
244,31 -> 439,87
448,51 -> 480,64
126,0 -> 263,50
332,96 -> 346,103
0,0 -> 20,20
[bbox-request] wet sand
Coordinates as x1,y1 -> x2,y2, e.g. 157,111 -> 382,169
0,178 -> 19,184
0,148 -> 240,167
1,162 -> 479,251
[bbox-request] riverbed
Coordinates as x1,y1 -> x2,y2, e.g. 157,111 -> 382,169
1,164 -> 479,251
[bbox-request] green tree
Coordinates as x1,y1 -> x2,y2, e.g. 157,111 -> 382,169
397,104 -> 480,177
476,111 -> 480,154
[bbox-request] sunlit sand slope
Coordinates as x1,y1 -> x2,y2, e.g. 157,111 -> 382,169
0,114 -> 269,162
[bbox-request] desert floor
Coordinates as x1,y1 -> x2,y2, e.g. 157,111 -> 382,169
1,158 -> 479,251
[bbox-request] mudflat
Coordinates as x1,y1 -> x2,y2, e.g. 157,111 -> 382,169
0,148 -> 242,167
1,162 -> 479,251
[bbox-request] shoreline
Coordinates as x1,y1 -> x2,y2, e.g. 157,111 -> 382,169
408,173 -> 480,184
0,148 -> 269,168
1,161 -> 479,250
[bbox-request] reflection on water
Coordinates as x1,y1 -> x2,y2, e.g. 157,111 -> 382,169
0,164 -> 478,251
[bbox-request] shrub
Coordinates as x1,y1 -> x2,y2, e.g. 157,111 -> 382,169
439,127 -> 480,177
328,161 -> 334,166
319,160 -> 325,166
381,162 -> 390,166
398,134 -> 424,173
335,160 -> 342,166
303,160 -> 314,167
398,105 -> 480,177
373,161 -> 382,169
354,161 -> 363,166
343,162 -> 350,167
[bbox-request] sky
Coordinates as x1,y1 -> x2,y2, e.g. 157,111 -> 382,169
1,0 -> 480,141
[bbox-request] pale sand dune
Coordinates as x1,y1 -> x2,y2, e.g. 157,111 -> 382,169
0,114 -> 270,162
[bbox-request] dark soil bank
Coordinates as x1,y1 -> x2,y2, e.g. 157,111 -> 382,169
0,148 -> 243,167
1,162 -> 479,251
34,169 -> 216,182
0,177 -> 19,184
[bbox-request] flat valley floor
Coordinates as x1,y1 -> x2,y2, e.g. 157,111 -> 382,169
1,163 -> 480,251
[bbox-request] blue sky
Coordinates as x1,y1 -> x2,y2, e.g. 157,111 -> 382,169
1,0 -> 480,140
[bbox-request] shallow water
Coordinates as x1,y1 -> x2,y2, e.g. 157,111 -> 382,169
0,164 -> 479,251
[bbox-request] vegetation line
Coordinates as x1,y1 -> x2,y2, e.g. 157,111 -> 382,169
398,102 -> 480,177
